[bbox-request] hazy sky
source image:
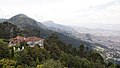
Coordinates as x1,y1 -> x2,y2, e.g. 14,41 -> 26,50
0,0 -> 120,26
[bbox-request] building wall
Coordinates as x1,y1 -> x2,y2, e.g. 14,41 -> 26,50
26,39 -> 44,47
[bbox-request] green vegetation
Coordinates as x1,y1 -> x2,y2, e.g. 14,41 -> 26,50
0,34 -> 119,68
42,59 -> 62,68
0,22 -> 21,39
0,39 -> 8,44
0,58 -> 16,68
0,22 -> 120,68
0,22 -> 53,39
0,39 -> 4,42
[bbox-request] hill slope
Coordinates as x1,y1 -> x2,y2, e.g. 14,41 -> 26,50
0,14 -> 92,47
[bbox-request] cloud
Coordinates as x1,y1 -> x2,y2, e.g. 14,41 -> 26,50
0,0 -> 120,26
61,0 -> 120,25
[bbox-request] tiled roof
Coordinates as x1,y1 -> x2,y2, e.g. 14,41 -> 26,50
10,36 -> 43,44
25,37 -> 43,42
14,36 -> 25,40
9,36 -> 25,44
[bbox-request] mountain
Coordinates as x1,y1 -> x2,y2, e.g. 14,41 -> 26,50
0,14 -> 92,47
0,24 -> 113,68
0,22 -> 26,39
7,14 -> 39,30
0,14 -> 120,64
43,21 -> 120,63
43,21 -> 120,51
0,19 -> 7,23
37,22 -> 47,29
43,21 -> 75,32
4,14 -> 56,38
7,14 -> 46,29
43,21 -> 94,47
1,14 -> 120,62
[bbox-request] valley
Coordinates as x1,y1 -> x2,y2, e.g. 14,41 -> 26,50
43,21 -> 120,64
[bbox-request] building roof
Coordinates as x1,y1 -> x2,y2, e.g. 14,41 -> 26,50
14,36 -> 25,40
9,36 -> 25,44
25,37 -> 43,42
10,36 -> 43,44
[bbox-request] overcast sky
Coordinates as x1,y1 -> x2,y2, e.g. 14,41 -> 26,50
0,0 -> 120,26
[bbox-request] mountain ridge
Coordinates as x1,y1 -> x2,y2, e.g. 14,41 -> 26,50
0,18 -> 7,23
7,14 -> 39,30
0,13 -> 120,63
0,14 -> 92,48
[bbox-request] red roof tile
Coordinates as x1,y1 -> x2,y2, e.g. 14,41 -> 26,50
10,36 -> 43,44
25,37 -> 43,42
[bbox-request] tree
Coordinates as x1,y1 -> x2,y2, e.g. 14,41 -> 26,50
10,47 -> 14,59
74,56 -> 81,68
36,65 -> 42,68
80,58 -> 92,68
0,58 -> 16,68
15,49 -> 34,66
0,42 -> 10,59
77,44 -> 85,57
16,65 -> 23,68
109,64 -> 117,68
42,59 -> 62,68
36,57 -> 40,65
88,51 -> 104,63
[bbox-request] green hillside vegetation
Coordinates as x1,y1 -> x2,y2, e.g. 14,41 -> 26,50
0,39 -> 5,43
0,22 -> 120,68
0,22 -> 53,39
0,21 -> 91,48
0,34 -> 120,68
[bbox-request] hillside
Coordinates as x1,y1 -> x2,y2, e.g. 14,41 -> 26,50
0,14 -> 94,47
0,14 -> 120,67
0,19 -> 7,23
0,32 -> 119,68
0,14 -> 120,64
43,21 -> 120,63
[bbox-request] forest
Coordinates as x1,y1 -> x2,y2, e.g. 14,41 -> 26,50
0,22 -> 120,68
0,34 -> 120,68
